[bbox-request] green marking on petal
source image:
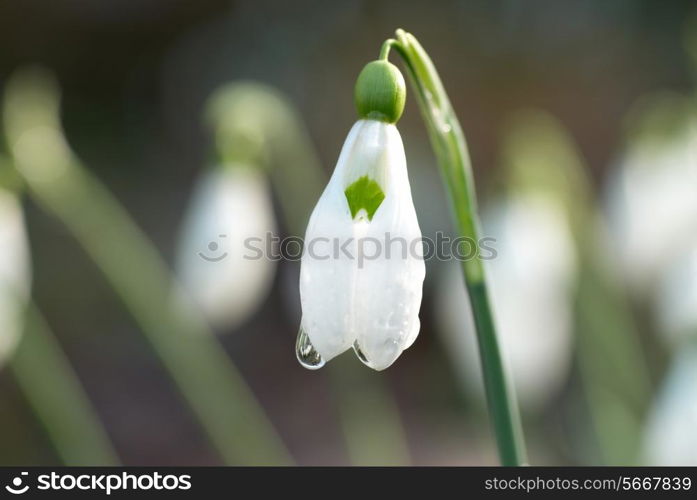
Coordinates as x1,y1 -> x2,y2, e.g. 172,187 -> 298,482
344,175 -> 385,221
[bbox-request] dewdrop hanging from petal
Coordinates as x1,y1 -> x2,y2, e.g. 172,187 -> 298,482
297,58 -> 425,371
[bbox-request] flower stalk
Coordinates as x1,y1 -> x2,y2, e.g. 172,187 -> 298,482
11,303 -> 119,464
387,29 -> 527,465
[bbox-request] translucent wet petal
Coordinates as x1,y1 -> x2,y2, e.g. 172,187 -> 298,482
299,119 -> 425,370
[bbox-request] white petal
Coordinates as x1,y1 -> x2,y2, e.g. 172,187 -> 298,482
352,122 -> 425,370
298,189 -> 356,361
643,344 -> 697,465
299,121 -> 364,361
175,166 -> 276,329
299,120 -> 425,368
0,189 -> 31,365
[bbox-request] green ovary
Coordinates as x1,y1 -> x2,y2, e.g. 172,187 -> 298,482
344,175 -> 385,221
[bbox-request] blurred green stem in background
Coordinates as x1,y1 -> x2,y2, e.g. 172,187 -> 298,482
208,83 -> 411,465
2,68 -> 292,465
501,110 -> 652,464
329,357 -> 410,465
10,303 -> 119,465
388,29 -> 527,465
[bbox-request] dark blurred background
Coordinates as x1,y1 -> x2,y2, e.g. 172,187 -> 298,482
0,0 -> 695,465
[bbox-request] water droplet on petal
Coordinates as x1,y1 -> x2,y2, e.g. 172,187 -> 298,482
296,326 -> 325,370
353,340 -> 371,367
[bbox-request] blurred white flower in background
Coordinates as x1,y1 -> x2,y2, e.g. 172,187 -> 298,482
605,94 -> 697,296
609,95 -> 697,465
0,188 -> 31,366
646,246 -> 697,465
174,164 -> 277,330
643,342 -> 697,465
436,194 -> 577,411
654,248 -> 697,347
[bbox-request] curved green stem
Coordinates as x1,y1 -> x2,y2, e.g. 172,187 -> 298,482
10,302 -> 119,465
389,30 -> 527,465
3,68 -> 292,465
379,39 -> 397,61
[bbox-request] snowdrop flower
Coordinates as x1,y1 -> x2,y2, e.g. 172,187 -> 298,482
0,186 -> 31,366
643,343 -> 697,465
436,194 -> 576,411
175,164 -> 276,329
297,60 -> 425,371
606,94 -> 697,294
